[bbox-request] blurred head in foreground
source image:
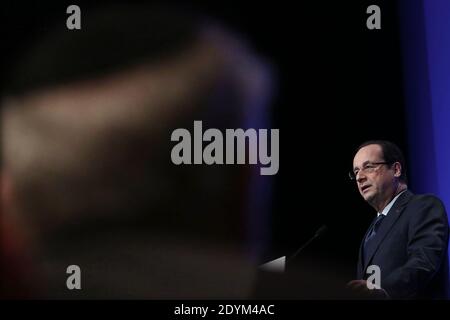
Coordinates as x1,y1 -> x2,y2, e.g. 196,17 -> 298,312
1,4 -> 274,298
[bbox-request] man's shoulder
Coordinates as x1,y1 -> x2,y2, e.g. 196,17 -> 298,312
409,192 -> 445,207
404,191 -> 448,219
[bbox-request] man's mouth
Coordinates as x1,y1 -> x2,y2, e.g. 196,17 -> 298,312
360,185 -> 371,193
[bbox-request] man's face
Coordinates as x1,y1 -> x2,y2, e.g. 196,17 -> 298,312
352,144 -> 396,205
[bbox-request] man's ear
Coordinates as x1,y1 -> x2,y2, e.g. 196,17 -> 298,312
393,162 -> 402,178
1,171 -> 12,212
1,171 -> 10,251
1,171 -> 16,226
1,171 -> 28,248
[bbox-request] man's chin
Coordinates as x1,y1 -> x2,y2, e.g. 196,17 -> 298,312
362,192 -> 375,202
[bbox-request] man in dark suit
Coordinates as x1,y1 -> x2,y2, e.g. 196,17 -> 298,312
347,140 -> 449,299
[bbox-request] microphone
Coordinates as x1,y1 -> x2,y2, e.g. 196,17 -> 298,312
288,225 -> 328,262
258,225 -> 328,273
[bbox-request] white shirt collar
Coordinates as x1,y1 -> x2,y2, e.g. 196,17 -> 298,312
377,189 -> 407,217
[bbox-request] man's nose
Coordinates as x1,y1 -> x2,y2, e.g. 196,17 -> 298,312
356,171 -> 366,183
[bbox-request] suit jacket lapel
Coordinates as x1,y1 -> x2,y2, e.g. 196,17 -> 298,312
361,190 -> 414,274
357,216 -> 378,278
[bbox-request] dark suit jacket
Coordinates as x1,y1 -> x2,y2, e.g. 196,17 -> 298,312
357,190 -> 449,299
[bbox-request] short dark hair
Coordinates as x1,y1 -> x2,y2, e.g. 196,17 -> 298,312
356,140 -> 408,184
4,4 -> 201,96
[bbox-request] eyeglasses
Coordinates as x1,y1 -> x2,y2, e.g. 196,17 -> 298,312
349,161 -> 391,181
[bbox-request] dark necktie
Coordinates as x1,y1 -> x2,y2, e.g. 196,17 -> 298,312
363,214 -> 386,266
